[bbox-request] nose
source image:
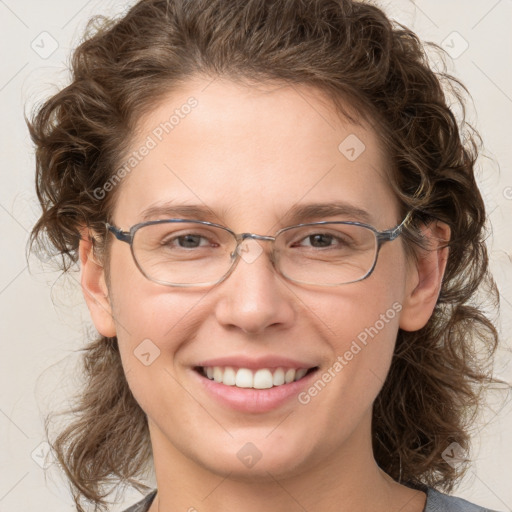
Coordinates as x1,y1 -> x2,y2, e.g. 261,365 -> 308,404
213,238 -> 296,335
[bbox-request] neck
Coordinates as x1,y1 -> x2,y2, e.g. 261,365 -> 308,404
146,414 -> 426,512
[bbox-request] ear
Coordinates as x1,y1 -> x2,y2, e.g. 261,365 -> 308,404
399,220 -> 450,332
78,227 -> 117,337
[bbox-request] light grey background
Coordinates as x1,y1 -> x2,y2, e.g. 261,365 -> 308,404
0,0 -> 511,510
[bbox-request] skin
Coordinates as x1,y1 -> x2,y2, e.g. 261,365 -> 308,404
79,76 -> 449,512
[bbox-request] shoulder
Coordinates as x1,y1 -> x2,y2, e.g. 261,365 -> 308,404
425,487 -> 502,512
121,490 -> 157,512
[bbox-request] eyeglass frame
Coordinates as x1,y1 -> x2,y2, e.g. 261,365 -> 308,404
105,211 -> 412,288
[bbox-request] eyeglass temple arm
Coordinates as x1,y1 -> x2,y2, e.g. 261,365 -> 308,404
377,211 -> 413,243
105,223 -> 132,243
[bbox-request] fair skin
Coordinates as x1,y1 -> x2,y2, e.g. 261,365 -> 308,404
79,77 -> 449,512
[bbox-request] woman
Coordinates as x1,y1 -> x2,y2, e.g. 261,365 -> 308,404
26,0 -> 505,511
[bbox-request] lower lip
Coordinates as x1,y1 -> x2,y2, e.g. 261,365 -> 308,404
192,368 -> 318,413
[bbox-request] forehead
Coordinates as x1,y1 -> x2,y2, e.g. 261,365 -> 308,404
112,77 -> 398,229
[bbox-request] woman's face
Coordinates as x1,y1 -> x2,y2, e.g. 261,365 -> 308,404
87,77 -> 422,481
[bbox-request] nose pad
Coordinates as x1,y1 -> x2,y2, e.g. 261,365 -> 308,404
233,236 -> 280,270
223,243 -> 278,291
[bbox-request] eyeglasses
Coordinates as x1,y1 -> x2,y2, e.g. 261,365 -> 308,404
105,213 -> 411,287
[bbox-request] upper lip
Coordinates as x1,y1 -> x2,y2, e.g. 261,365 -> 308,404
194,355 -> 319,370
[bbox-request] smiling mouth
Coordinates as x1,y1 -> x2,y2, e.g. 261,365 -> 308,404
194,365 -> 318,389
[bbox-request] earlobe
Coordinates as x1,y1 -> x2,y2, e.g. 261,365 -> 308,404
78,227 -> 117,338
399,220 -> 450,332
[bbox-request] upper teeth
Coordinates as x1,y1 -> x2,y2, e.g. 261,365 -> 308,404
202,366 -> 309,389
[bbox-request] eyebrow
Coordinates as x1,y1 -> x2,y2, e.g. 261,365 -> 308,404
279,202 -> 372,225
140,203 -> 224,223
139,201 -> 372,226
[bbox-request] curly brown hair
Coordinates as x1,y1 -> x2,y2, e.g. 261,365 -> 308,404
26,0 -> 502,510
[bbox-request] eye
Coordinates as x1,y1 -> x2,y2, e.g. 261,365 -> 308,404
292,229 -> 354,250
298,233 -> 338,248
161,232 -> 217,249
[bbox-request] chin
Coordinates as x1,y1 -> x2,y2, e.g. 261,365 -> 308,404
191,436 -> 315,482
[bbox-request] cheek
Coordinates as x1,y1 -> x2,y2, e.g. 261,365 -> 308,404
316,267 -> 405,353
301,254 -> 407,405
109,283 -> 199,419
290,288 -> 402,458
328,290 -> 401,382
106,247 -> 196,368
338,296 -> 402,393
